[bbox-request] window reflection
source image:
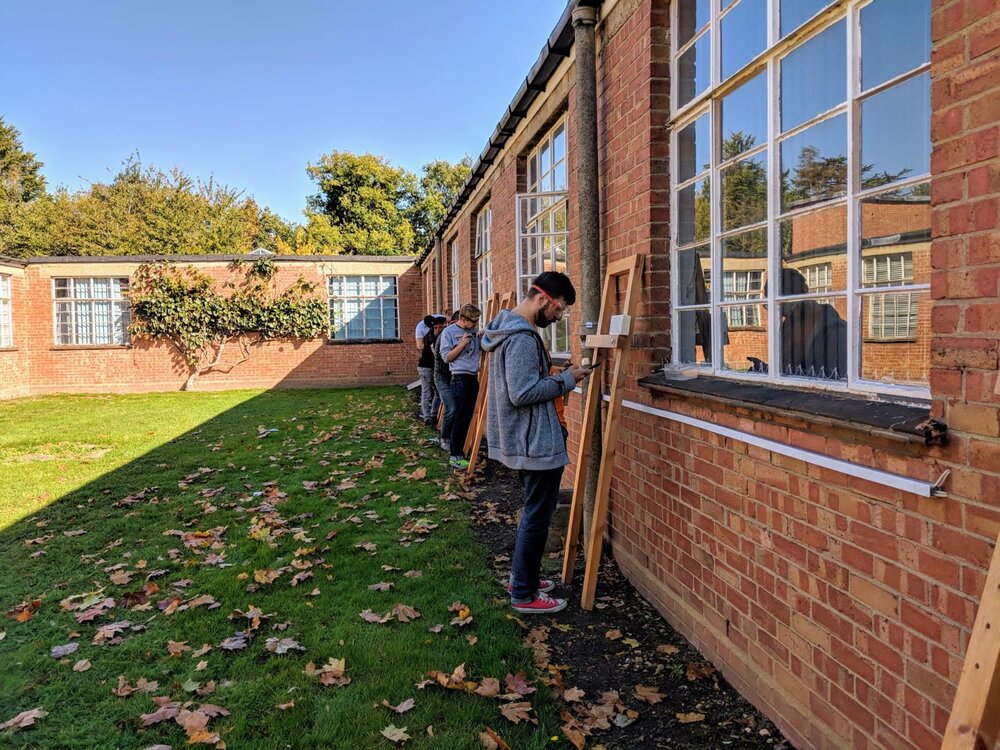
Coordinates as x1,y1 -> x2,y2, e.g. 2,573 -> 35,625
721,303 -> 768,373
861,73 -> 930,184
780,203 -> 847,292
861,183 -> 930,286
721,73 -> 767,158
861,0 -> 931,90
721,0 -> 767,81
860,291 -> 929,384
780,21 -> 845,132
778,286 -> 848,381
780,0 -> 835,38
677,178 -> 711,245
677,309 -> 713,364
677,245 -> 711,306
722,152 -> 768,231
678,33 -> 711,108
677,0 -> 711,48
678,113 -> 710,183
780,114 -> 847,211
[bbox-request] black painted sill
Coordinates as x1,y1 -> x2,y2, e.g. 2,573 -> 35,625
638,370 -> 946,446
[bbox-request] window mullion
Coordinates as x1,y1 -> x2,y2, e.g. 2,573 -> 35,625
766,55 -> 779,384
710,97 -> 722,373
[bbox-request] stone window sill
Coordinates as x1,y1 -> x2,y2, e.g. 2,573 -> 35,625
638,371 -> 946,446
52,344 -> 131,351
326,338 -> 403,346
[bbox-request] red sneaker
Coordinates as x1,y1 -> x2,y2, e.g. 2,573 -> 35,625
511,591 -> 567,614
507,578 -> 556,595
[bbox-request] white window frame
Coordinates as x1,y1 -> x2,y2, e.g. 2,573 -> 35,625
475,207 -> 493,306
450,239 -> 460,311
517,118 -> 570,354
52,277 -> 131,346
0,274 -> 12,348
327,275 -> 399,341
669,0 -> 931,399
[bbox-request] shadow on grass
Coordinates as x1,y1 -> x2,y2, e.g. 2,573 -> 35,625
0,387 -> 560,750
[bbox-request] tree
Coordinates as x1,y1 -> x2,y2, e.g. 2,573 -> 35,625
0,118 -> 47,254
409,157 -> 472,249
128,258 -> 328,390
305,151 -> 419,255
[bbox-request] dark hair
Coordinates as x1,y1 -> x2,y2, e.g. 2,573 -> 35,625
433,315 -> 447,325
450,310 -> 460,322
422,314 -> 437,328
528,271 -> 576,306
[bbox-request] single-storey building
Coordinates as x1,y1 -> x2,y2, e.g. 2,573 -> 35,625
419,0 -> 999,748
0,254 -> 423,399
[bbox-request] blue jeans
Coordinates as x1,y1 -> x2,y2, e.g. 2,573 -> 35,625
434,372 -> 455,442
449,374 -> 478,458
418,367 -> 438,421
510,466 -> 564,602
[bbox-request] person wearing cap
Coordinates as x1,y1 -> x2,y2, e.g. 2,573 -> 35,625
438,303 -> 482,469
417,314 -> 447,425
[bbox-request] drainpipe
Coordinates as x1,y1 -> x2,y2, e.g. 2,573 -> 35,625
572,3 -> 602,540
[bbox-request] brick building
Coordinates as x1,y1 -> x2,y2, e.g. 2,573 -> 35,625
0,254 -> 423,400
420,0 -> 999,748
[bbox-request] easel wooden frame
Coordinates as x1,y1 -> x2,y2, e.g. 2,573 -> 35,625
561,254 -> 644,610
942,531 -> 1000,749
464,291 -> 516,476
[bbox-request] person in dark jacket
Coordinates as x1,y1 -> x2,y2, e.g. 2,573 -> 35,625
481,271 -> 592,614
416,315 -> 439,424
433,312 -> 458,451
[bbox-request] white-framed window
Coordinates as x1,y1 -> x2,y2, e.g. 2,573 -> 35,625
475,207 -> 493,307
450,240 -> 460,311
327,275 -> 399,341
53,277 -> 131,346
671,0 -> 931,396
0,274 -> 12,348
863,252 -> 917,340
517,118 -> 570,354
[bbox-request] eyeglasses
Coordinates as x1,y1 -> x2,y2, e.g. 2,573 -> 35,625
531,285 -> 568,317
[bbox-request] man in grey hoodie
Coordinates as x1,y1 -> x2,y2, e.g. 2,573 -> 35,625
481,271 -> 592,614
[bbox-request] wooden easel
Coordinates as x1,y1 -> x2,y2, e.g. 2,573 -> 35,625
464,291 -> 516,476
561,254 -> 644,610
942,531 -> 1000,749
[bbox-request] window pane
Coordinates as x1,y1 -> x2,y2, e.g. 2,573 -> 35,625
678,113 -> 710,183
92,278 -> 111,298
780,203 -> 847,292
861,73 -> 930,186
722,229 -> 767,295
54,278 -> 70,298
75,301 -> 93,344
383,300 -> 398,339
721,152 -> 768,231
540,141 -> 551,186
553,125 -> 566,164
780,113 -> 847,211
860,291 -> 929,385
55,302 -> 73,345
343,277 -> 360,296
861,0 -> 931,90
780,0 -> 836,38
678,33 -> 711,109
677,0 -> 711,48
780,21 -> 846,132
72,279 -> 91,299
721,302 -> 769,372
676,309 -> 712,364
676,245 -> 711,306
778,296 -> 848,380
721,73 -> 767,158
721,0 -> 767,81
677,178 -> 711,246
861,183 -> 930,286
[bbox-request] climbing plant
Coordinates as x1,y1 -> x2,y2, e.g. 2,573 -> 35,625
128,258 -> 329,390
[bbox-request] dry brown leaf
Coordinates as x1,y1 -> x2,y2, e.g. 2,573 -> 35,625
276,700 -> 295,710
686,662 -> 716,681
505,672 -> 536,696
499,701 -> 536,725
656,644 -> 680,655
72,659 -> 91,672
562,687 -> 585,702
605,629 -> 623,641
392,604 -> 420,623
479,726 -> 511,749
1,707 -> 47,731
475,677 -> 500,698
381,698 -> 416,714
635,684 -> 666,704
676,711 -> 706,723
368,582 -> 394,592
167,640 -> 191,656
380,724 -> 411,744
466,635 -> 478,646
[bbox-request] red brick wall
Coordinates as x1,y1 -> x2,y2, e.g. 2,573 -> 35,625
0,267 -> 31,399
2,258 -> 422,398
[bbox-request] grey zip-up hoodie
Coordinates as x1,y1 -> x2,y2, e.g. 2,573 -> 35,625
481,309 -> 576,471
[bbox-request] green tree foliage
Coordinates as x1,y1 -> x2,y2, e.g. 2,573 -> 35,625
2,155 -> 297,259
128,258 -> 328,390
0,118 -> 47,254
305,152 -> 471,255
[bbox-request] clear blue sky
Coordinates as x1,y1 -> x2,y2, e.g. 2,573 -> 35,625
0,1 -> 567,223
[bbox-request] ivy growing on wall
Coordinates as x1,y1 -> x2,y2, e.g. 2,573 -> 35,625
128,258 -> 328,390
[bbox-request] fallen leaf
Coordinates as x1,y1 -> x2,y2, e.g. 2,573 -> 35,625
479,726 -> 512,749
6,600 -> 41,623
368,582 -> 394,592
381,698 -> 416,714
50,642 -> 79,658
562,687 -> 585,702
392,603 -> 420,623
276,700 -> 295,710
220,632 -> 248,651
195,660 -> 209,671
475,677 -> 500,698
686,662 -> 716,681
466,635 -> 478,646
404,570 -> 422,578
505,672 -> 536,696
635,684 -> 666,704
622,637 -> 640,648
380,724 -> 411,744
676,711 -> 706,723
605,629 -> 622,640
191,643 -> 212,657
264,637 -> 304,655
499,701 -> 536,724
73,659 -> 91,672
1,707 -> 47,731
167,640 -> 191,656
656,644 -> 680,655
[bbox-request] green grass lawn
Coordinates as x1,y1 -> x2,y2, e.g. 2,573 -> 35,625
0,388 -> 562,749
